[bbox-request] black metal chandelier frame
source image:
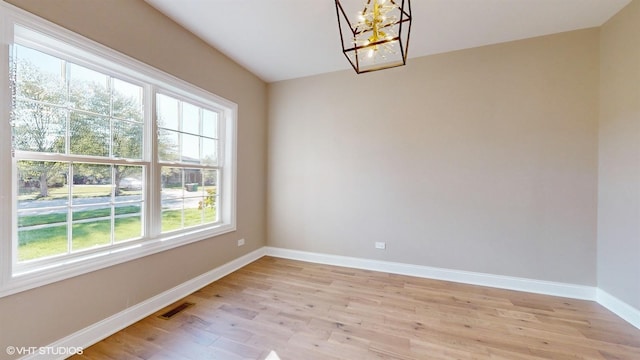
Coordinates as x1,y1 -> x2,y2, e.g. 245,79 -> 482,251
335,0 -> 412,74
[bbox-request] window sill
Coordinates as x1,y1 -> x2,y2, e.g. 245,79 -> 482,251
0,223 -> 236,298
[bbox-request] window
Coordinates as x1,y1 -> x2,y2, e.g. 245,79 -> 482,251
0,5 -> 237,297
157,94 -> 221,233
14,44 -> 146,263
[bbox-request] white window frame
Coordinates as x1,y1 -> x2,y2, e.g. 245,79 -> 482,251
0,2 -> 237,298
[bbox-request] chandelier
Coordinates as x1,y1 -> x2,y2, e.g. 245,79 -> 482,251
335,0 -> 412,74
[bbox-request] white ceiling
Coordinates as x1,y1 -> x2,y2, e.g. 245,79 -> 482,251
145,0 -> 631,83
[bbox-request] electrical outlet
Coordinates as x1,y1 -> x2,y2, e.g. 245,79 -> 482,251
237,238 -> 245,247
375,242 -> 386,250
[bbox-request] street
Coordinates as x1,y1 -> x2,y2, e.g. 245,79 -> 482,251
18,188 -> 203,215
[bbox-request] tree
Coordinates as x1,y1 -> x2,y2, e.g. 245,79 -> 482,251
14,61 -> 66,197
112,94 -> 143,195
198,188 -> 217,210
14,54 -> 145,197
71,75 -> 143,196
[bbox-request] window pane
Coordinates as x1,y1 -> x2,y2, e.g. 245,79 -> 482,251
202,138 -> 217,166
202,169 -> 217,187
18,223 -> 68,262
184,168 -> 204,228
184,198 -> 204,228
160,168 -> 216,232
182,101 -> 199,135
14,101 -> 66,153
183,169 -> 202,193
17,160 -> 70,261
162,167 -> 183,192
113,120 -> 143,159
112,78 -> 143,121
115,165 -> 143,201
162,167 -> 183,232
14,45 -> 66,105
157,93 -> 179,130
158,129 -> 179,162
115,211 -> 142,243
18,209 -> 66,228
202,109 -> 218,138
70,112 -> 109,157
202,170 -> 218,224
72,163 -> 111,202
114,162 -> 143,241
69,63 -> 109,115
181,133 -> 200,162
183,168 -> 208,228
162,166 -> 184,231
162,208 -> 182,233
72,205 -> 112,251
204,204 -> 217,223
17,160 -> 68,202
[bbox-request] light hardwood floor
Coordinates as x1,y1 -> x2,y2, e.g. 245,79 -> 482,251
72,256 -> 640,359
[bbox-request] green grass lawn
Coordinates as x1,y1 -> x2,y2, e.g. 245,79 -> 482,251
18,207 -> 216,261
162,207 -> 216,232
18,185 -> 141,201
18,206 -> 141,227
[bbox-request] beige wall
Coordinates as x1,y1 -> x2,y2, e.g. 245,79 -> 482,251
598,0 -> 640,310
0,0 -> 267,355
268,29 -> 600,285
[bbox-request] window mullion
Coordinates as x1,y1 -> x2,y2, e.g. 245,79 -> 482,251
147,85 -> 161,239
218,111 -> 226,167
13,151 -> 148,166
67,162 -> 73,255
108,76 -> 114,159
64,59 -> 70,156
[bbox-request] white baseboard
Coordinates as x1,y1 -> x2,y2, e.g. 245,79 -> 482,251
266,247 -> 640,330
264,247 -> 597,300
597,288 -> 640,330
21,247 -> 266,360
24,245 -> 639,359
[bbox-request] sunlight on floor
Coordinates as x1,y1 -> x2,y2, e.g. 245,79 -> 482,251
265,350 -> 281,360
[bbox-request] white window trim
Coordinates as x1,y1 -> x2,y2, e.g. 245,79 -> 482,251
0,2 -> 237,298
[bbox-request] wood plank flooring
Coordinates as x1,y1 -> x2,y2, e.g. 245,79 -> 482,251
71,256 -> 640,359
